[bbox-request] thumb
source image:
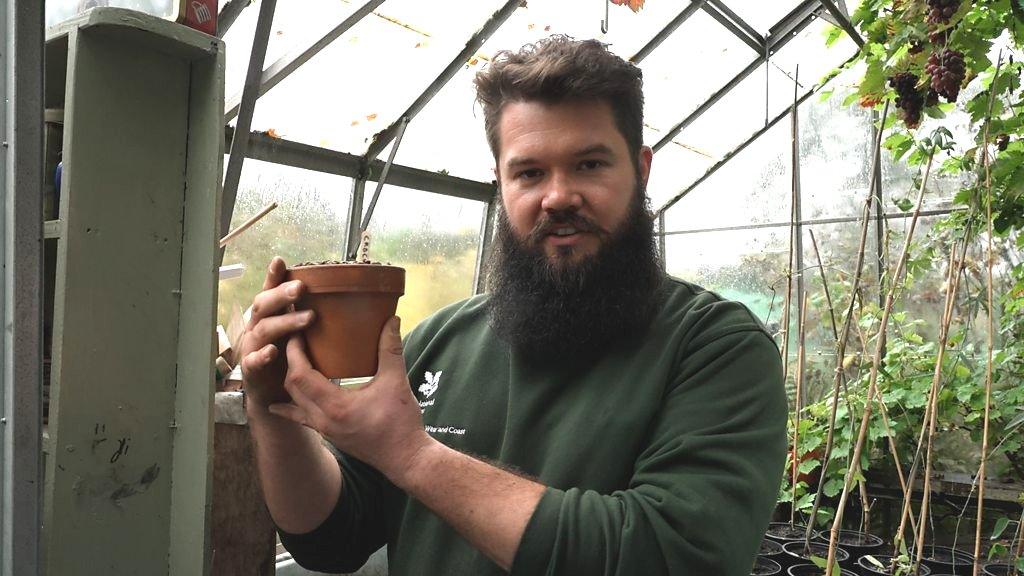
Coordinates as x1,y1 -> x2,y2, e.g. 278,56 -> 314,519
376,316 -> 405,377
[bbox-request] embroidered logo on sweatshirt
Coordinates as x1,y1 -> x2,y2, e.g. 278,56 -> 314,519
419,370 -> 441,398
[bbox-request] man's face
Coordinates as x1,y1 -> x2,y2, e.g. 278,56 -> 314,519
495,99 -> 653,265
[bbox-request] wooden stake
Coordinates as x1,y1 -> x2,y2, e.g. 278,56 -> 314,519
804,101 -> 891,545
792,293 -> 809,527
974,50 -> 1004,576
218,202 -> 278,248
825,145 -> 937,576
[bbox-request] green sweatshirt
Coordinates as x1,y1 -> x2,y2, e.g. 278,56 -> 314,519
279,278 -> 787,575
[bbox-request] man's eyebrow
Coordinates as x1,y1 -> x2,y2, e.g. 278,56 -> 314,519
574,144 -> 616,157
505,144 -> 616,169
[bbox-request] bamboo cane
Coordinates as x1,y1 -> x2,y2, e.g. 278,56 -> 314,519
785,68 -> 800,527
218,201 -> 278,248
893,237 -> 964,555
825,146 -> 937,576
792,293 -> 809,527
974,51 -> 1004,576
804,101 -> 891,545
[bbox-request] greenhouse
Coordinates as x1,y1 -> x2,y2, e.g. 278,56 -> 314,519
1,0 -> 1022,574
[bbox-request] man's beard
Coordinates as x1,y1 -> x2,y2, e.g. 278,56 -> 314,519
485,183 -> 664,363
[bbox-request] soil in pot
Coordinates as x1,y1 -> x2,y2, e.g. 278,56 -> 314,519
767,522 -> 818,543
787,564 -> 857,576
919,545 -> 974,576
285,263 -> 405,382
856,554 -> 932,575
782,541 -> 849,568
751,556 -> 783,576
814,530 -> 884,554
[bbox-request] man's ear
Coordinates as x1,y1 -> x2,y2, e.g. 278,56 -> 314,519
637,146 -> 653,188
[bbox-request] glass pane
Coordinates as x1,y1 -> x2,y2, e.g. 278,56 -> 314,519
362,185 -> 485,332
639,10 -> 753,133
219,160 -> 351,325
728,2 -> 803,35
662,115 -> 791,231
798,70 -> 877,220
800,220 -> 882,402
222,0 -> 363,98
645,126 -> 716,209
248,0 -> 508,155
664,227 -> 790,327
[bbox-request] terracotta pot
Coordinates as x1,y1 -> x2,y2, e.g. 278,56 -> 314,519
285,264 -> 405,380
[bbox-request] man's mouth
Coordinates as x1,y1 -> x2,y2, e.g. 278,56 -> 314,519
551,227 -> 579,237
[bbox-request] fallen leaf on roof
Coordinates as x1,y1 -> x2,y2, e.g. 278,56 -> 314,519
528,23 -> 535,30
611,0 -> 644,12
351,120 -> 360,126
468,57 -> 479,66
544,25 -> 551,31
366,113 -> 378,121
265,128 -> 281,139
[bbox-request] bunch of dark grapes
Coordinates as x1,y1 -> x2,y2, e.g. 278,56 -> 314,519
927,0 -> 959,24
890,72 -> 925,128
926,49 -> 966,102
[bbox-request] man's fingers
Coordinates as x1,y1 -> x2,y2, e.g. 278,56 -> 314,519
249,280 -> 305,325
247,311 -> 315,349
284,336 -> 339,406
285,334 -> 313,372
375,316 -> 406,378
240,344 -> 277,376
262,257 -> 288,291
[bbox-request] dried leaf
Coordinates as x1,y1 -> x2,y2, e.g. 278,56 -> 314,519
528,23 -> 535,30
468,57 -> 479,66
544,25 -> 551,31
611,0 -> 644,12
366,113 -> 378,121
351,120 -> 360,126
265,128 -> 281,139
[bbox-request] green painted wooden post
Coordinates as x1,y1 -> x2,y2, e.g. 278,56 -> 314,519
42,10 -> 223,576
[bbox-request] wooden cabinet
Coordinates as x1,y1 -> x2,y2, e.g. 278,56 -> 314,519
42,9 -> 223,576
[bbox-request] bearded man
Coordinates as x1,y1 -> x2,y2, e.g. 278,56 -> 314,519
239,36 -> 787,576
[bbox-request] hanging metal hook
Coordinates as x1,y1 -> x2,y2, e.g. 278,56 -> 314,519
601,0 -> 610,33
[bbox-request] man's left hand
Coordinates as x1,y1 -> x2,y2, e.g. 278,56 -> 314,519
268,316 -> 436,485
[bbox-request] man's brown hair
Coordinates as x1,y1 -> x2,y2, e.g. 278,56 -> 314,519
473,35 -> 645,165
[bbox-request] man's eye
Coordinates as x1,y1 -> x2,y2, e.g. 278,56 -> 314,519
516,168 -> 543,180
579,159 -> 606,170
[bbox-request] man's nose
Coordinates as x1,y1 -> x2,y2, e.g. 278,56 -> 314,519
540,172 -> 582,213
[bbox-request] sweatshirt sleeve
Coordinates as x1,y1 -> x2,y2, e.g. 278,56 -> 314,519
277,452 -> 390,573
510,329 -> 788,576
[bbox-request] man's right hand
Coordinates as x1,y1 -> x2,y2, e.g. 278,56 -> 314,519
239,257 -> 317,409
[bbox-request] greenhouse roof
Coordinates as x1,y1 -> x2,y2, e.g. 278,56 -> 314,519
217,0 -> 863,234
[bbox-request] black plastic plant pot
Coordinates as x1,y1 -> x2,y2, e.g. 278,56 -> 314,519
760,538 -> 786,561
767,522 -> 818,544
814,530 -> 884,556
782,541 -> 850,568
982,564 -> 1016,576
787,563 -> 857,576
751,556 -> 783,576
856,554 -> 932,575
919,545 -> 974,576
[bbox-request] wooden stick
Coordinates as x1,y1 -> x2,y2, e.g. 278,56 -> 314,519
218,201 -> 278,248
792,293 -> 809,527
805,101 -> 891,546
894,232 -> 968,556
825,145 -> 937,576
974,50 -> 1004,576
782,67 -> 799,527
